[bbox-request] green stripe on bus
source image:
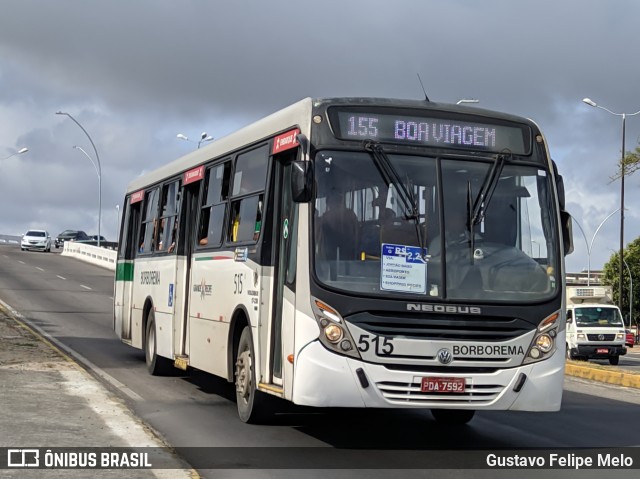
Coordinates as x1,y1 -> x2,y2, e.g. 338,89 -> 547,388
116,261 -> 135,281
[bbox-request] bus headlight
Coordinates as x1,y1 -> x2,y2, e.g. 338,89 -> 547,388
524,311 -> 560,365
311,298 -> 361,359
536,334 -> 553,353
324,324 -> 343,343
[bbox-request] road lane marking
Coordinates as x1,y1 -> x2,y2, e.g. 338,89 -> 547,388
80,285 -> 92,290
36,267 -> 44,272
18,261 -> 25,264
56,275 -> 66,280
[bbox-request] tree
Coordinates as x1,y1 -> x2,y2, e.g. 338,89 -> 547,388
610,147 -> 640,181
601,237 -> 640,327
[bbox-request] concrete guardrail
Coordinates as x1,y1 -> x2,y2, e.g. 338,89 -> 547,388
62,241 -> 117,271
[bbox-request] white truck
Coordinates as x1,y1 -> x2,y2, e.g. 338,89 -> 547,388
565,286 -> 627,365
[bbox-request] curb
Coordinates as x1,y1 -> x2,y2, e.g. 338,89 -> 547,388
0,300 -> 201,479
565,362 -> 640,388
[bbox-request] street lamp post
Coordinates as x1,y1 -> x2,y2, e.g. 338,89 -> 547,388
2,147 -> 29,161
177,132 -> 214,149
73,146 -> 101,247
583,98 -> 640,310
571,209 -> 619,286
622,257 -> 633,328
609,248 -> 633,328
115,204 -> 120,241
56,111 -> 102,247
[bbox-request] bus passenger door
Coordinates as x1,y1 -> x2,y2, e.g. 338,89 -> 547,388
115,197 -> 141,341
174,180 -> 201,360
269,156 -> 298,386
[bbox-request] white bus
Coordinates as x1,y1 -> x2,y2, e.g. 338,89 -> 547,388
114,97 -> 573,424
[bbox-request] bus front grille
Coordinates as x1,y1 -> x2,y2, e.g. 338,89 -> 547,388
376,380 -> 503,404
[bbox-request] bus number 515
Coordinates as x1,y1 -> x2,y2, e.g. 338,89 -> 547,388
357,334 -> 394,356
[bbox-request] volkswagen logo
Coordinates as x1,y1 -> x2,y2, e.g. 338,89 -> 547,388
598,334 -> 605,341
437,348 -> 453,365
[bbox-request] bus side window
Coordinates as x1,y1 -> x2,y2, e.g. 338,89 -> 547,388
157,181 -> 180,253
198,162 -> 231,247
229,194 -> 263,243
226,145 -> 268,244
139,188 -> 159,254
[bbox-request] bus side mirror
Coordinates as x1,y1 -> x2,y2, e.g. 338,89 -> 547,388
291,160 -> 313,203
561,210 -> 574,256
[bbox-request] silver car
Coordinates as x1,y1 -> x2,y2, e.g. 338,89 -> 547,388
21,229 -> 52,252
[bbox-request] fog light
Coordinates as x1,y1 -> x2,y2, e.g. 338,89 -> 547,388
324,324 -> 343,343
536,334 -> 553,353
529,348 -> 541,359
340,340 -> 352,351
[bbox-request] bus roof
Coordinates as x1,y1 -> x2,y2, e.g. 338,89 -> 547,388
125,97 -> 540,194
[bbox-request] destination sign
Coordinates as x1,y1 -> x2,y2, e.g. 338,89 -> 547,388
333,110 -> 529,154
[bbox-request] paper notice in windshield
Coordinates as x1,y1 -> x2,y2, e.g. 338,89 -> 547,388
381,243 -> 427,294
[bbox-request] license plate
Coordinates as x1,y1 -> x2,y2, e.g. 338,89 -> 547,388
421,377 -> 466,393
596,348 -> 609,354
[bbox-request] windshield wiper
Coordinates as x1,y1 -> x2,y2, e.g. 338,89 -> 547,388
363,140 -> 426,254
470,151 -> 510,225
364,140 -> 418,219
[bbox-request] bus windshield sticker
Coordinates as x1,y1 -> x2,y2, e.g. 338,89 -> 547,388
380,243 -> 427,294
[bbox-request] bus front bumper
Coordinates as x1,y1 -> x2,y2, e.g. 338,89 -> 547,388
292,341 -> 564,411
571,344 -> 627,359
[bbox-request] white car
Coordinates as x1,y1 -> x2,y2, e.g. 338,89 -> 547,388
21,229 -> 52,252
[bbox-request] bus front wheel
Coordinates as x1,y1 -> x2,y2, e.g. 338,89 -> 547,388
235,326 -> 271,423
145,309 -> 172,375
431,409 -> 475,425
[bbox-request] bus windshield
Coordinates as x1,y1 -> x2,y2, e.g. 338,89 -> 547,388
313,150 -> 559,302
574,307 -> 624,327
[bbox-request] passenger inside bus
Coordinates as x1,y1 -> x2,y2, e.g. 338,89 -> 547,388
317,193 -> 358,262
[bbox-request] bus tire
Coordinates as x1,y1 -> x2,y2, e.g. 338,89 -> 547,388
431,409 -> 475,425
235,326 -> 271,423
609,355 -> 620,366
145,309 -> 172,375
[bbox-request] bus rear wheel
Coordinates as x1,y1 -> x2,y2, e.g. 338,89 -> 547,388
235,326 -> 271,423
145,309 -> 172,375
431,409 -> 475,425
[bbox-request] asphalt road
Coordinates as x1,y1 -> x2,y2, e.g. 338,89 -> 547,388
1,244 -> 640,479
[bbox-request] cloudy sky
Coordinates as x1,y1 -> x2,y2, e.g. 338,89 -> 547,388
0,0 -> 639,273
